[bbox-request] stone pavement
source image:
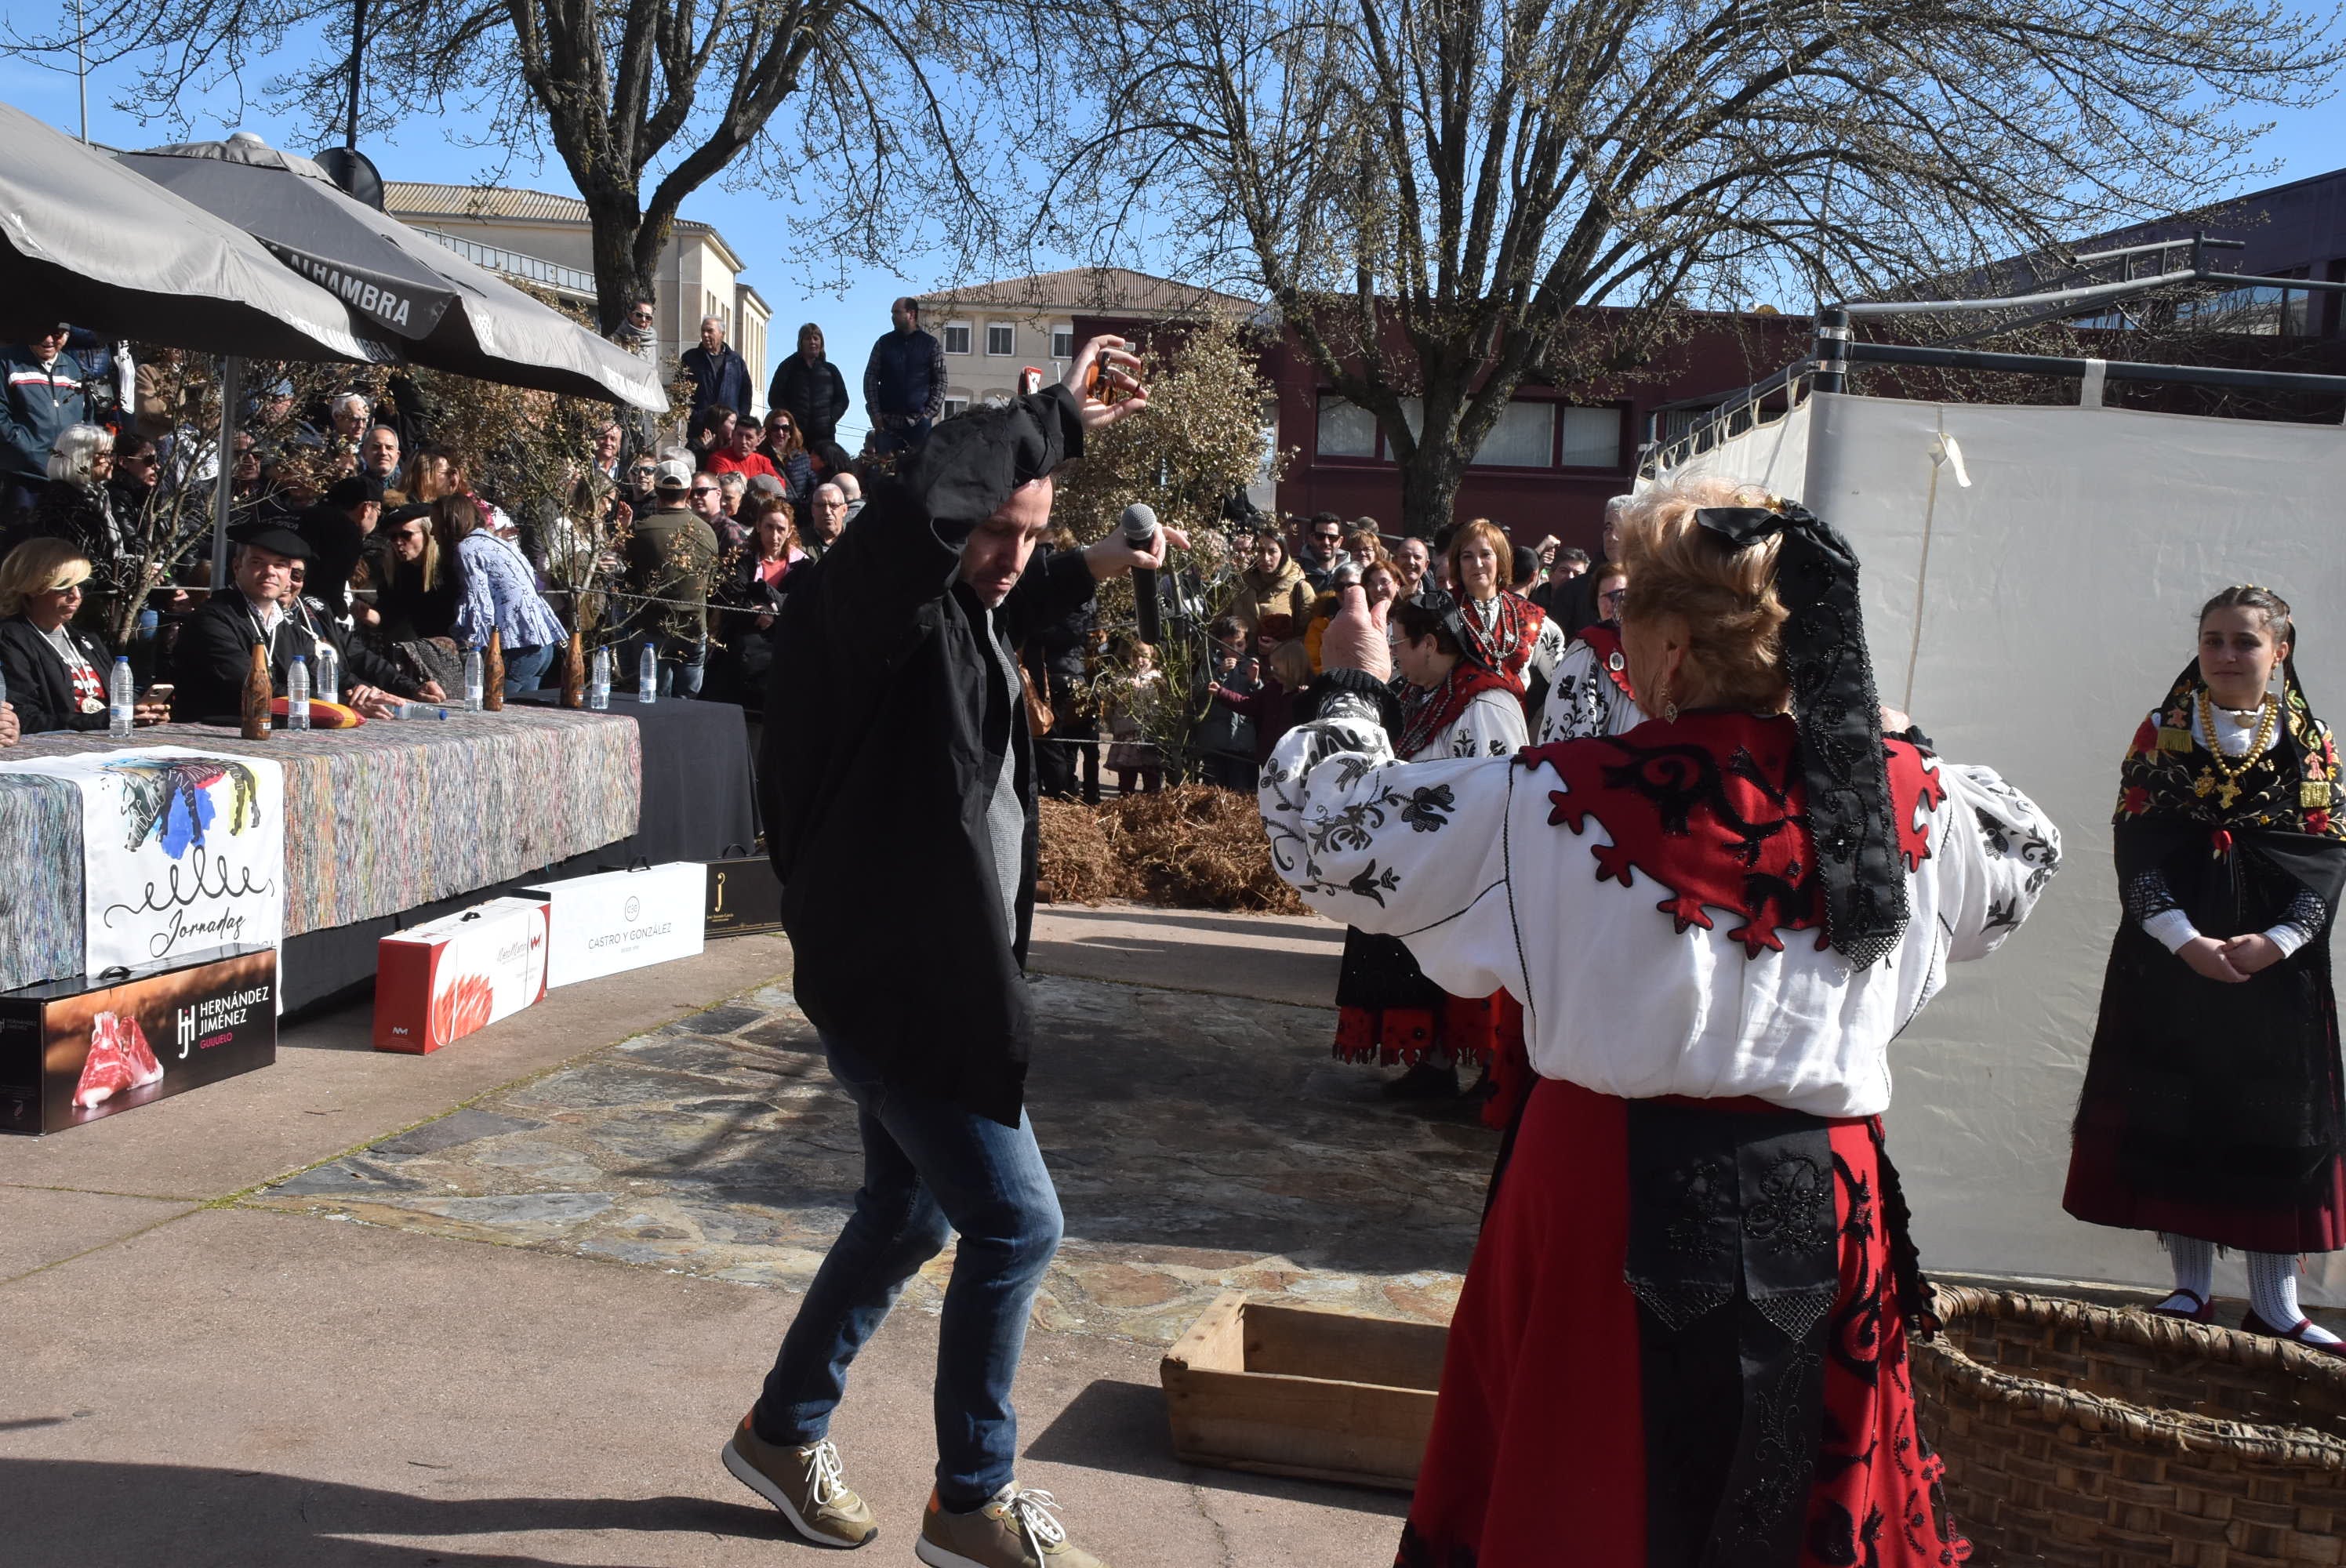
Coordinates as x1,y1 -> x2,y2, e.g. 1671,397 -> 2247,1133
1,910 -> 1469,1566
245,974 -> 1486,1345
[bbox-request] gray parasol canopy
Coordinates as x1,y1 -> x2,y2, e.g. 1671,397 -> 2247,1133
0,103 -> 387,364
119,133 -> 668,412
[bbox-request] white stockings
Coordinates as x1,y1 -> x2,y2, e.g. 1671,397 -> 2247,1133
2164,1235 -> 2341,1345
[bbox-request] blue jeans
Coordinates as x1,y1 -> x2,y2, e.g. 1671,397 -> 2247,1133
503,642 -> 556,695
652,637 -> 705,698
870,416 -> 932,456
754,1035 -> 1063,1509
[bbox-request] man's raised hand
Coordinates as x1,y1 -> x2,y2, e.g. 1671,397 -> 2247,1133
1062,336 -> 1149,431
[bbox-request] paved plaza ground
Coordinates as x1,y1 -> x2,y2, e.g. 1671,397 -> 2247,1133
0,904 -> 1473,1566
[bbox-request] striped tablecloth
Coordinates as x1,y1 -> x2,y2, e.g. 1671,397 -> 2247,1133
0,708 -> 642,993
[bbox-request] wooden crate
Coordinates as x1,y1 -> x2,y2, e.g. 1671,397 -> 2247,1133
1158,1291 -> 1445,1491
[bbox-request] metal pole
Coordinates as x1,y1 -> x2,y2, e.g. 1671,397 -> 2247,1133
344,0 -> 365,150
1811,306 -> 1850,394
210,358 -> 242,591
74,0 -> 88,143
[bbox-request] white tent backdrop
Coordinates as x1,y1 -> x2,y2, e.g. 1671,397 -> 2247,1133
1656,390 -> 2346,1305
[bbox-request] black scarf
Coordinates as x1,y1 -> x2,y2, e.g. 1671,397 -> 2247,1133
1694,503 -> 1904,967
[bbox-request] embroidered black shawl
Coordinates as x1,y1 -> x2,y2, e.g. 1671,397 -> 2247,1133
2077,657 -> 2346,1219
1457,590 -> 1544,695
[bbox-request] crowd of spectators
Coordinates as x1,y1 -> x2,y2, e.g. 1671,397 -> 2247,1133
0,304 -> 1617,780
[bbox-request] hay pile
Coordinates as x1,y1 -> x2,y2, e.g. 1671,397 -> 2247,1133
1037,785 -> 1307,916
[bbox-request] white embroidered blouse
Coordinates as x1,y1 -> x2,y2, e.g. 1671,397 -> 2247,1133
1260,708 -> 2061,1118
1534,636 -> 1643,746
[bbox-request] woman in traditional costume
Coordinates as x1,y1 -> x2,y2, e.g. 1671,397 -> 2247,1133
1534,557 -> 1640,745
1331,595 -> 1529,1104
2064,585 -> 2346,1352
1261,477 -> 2060,1566
1447,517 -> 1566,713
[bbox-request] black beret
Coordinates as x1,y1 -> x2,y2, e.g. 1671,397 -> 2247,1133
326,475 -> 385,510
226,520 -> 315,561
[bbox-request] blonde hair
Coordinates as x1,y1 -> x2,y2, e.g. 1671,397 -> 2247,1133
0,538 -> 93,617
1269,640 -> 1313,688
1614,477 -> 1791,712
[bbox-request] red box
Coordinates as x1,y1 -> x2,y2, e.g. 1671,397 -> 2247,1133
0,946 -> 278,1135
373,898 -> 550,1053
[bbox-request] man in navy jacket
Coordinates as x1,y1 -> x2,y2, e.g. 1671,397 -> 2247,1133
2,325 -> 94,520
680,315 -> 754,421
861,296 -> 946,457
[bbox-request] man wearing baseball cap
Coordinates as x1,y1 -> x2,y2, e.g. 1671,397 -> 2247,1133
167,519 -> 437,720
623,456 -> 718,696
2,321 -> 94,522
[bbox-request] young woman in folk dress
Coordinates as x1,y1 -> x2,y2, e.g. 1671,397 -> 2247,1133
1445,517 -> 1567,714
2065,585 -> 2346,1352
1263,476 -> 2061,1566
1328,594 -> 1530,1106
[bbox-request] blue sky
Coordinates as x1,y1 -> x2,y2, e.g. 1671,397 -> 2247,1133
4,36 -> 2342,418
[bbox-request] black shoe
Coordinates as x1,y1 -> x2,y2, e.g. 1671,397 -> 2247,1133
1383,1060 -> 1459,1100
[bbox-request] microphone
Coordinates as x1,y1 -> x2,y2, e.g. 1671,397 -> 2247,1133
1120,502 -> 1162,647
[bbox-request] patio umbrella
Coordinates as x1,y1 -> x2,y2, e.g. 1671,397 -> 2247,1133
0,104 -> 386,364
118,133 -> 668,413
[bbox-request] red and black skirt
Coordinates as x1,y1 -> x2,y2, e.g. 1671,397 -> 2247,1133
1334,927 -> 1520,1069
1400,1077 -> 1968,1568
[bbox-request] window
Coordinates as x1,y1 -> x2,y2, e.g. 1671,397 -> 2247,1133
1316,394 -> 1379,458
2177,283 -> 2311,337
1560,405 -> 1623,468
1051,326 -> 1074,361
1470,401 -> 1556,466
941,397 -> 971,419
943,323 -> 971,355
986,323 -> 1016,357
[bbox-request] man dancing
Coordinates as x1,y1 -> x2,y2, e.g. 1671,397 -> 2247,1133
732,338 -> 1171,1567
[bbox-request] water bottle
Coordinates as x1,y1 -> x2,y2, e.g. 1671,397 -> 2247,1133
589,647 -> 612,711
637,641 -> 659,705
463,646 -> 485,713
286,655 -> 310,731
108,657 -> 134,739
314,641 -> 340,706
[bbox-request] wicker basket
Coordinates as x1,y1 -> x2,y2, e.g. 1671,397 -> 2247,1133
1913,1285 -> 2346,1566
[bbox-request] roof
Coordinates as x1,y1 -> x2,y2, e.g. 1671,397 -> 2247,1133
921,267 -> 1258,319
383,180 -> 729,249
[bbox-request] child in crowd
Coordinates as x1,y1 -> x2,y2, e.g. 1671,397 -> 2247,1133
1105,637 -> 1166,796
1211,638 -> 1314,770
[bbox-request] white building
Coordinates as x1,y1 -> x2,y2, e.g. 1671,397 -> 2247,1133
385,182 -> 772,415
917,267 -> 1255,417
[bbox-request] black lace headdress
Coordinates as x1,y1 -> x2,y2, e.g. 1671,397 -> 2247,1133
1694,503 -> 1907,967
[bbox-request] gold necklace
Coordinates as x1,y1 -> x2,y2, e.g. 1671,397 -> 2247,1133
2196,690 -> 2279,809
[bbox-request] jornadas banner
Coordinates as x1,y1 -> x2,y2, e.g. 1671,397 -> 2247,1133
0,746 -> 285,975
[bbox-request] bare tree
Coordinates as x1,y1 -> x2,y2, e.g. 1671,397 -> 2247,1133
1047,0 -> 2343,535
9,0 -> 1030,332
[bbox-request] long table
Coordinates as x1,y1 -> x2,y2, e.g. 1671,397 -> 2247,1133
0,699 -> 758,1011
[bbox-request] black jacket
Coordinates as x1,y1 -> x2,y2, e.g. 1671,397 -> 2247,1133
0,615 -> 115,733
761,387 -> 1095,1126
768,354 -> 851,445
166,593 -> 412,722
293,503 -> 369,618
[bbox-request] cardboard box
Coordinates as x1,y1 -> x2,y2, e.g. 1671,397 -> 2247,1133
704,851 -> 782,940
374,898 -> 549,1054
0,945 -> 278,1136
523,862 -> 706,988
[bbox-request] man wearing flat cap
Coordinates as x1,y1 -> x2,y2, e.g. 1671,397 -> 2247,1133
166,519 -> 436,721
